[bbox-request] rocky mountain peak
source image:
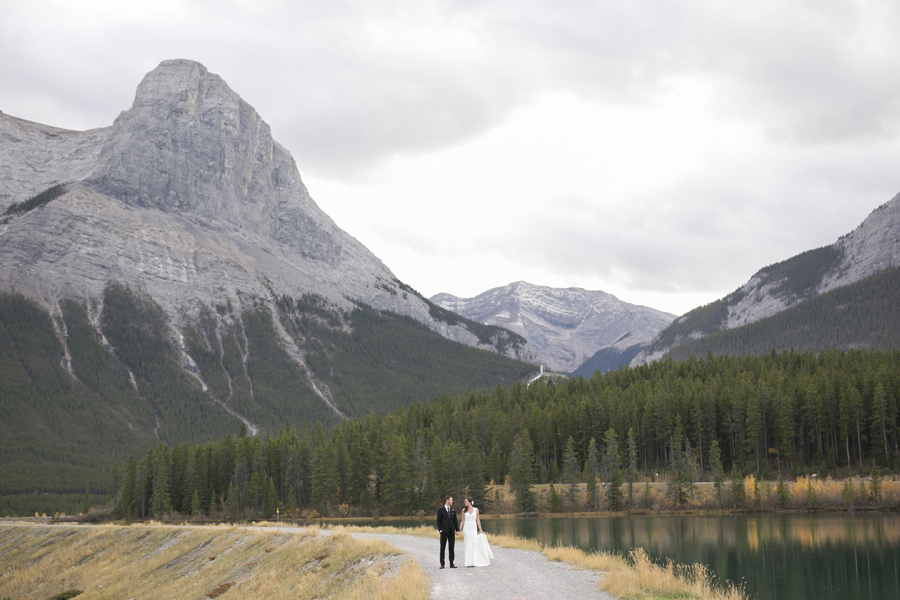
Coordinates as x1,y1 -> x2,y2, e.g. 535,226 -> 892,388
87,60 -> 345,265
132,59 -> 220,108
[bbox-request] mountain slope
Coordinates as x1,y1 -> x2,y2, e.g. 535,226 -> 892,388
635,193 -> 900,364
432,281 -> 675,373
661,266 -> 900,361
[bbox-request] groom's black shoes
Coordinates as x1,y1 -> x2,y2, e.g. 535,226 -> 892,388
449,564 -> 457,568
440,565 -> 445,569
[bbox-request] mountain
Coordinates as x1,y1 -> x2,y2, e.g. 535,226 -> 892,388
431,281 -> 676,374
635,193 -> 900,363
0,60 -> 537,511
0,59 -> 533,364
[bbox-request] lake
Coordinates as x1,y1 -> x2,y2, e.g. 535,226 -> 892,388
331,513 -> 900,600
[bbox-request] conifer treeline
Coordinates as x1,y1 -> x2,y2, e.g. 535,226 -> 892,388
111,349 -> 900,518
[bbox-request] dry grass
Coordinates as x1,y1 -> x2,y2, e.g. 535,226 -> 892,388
485,477 -> 900,512
0,523 -> 428,600
597,548 -> 746,600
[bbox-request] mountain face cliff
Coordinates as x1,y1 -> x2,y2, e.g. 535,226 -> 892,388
634,193 -> 900,364
431,281 -> 676,374
0,60 -> 531,363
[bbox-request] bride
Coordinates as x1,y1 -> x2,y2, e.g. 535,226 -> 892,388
460,497 -> 493,567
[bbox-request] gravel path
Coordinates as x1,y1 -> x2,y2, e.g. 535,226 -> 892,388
346,532 -> 614,600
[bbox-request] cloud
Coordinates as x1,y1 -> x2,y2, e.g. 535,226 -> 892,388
5,1 -> 900,170
3,0 -> 900,314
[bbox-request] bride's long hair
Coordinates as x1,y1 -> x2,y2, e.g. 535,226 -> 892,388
464,497 -> 475,513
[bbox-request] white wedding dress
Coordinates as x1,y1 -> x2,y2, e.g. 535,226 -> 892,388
462,507 -> 493,567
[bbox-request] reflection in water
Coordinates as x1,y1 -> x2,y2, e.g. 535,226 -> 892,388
479,514 -> 900,600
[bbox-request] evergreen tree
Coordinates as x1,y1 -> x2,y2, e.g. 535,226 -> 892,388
226,481 -> 237,517
585,437 -> 600,511
625,428 -> 639,509
870,384 -> 895,466
348,428 -> 370,505
806,477 -> 818,510
381,434 -> 412,515
182,450 -> 198,516
668,421 -> 687,507
150,445 -> 173,517
870,465 -> 882,502
248,471 -> 262,517
310,442 -> 333,512
467,448 -> 490,511
486,443 -> 502,484
423,435 -> 444,508
562,436 -> 580,512
709,440 -> 724,505
842,477 -> 854,509
548,483 -> 563,512
264,477 -> 278,518
776,476 -> 789,509
604,429 -> 624,511
548,461 -> 559,484
509,432 -> 537,512
208,487 -> 220,517
683,435 -> 699,502
115,457 -> 138,519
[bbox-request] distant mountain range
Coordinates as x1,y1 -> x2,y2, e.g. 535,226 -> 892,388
432,195 -> 900,374
432,282 -> 676,374
634,193 -> 900,363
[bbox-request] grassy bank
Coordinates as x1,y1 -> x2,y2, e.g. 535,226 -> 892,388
484,476 -> 900,514
0,522 -> 428,600
327,523 -> 746,600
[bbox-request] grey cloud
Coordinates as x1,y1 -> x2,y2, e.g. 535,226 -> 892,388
4,1 -> 900,177
472,142 -> 899,297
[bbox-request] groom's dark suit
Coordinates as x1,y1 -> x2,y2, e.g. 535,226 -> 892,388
436,504 -> 459,567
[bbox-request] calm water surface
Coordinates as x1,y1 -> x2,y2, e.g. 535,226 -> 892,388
337,513 -> 900,600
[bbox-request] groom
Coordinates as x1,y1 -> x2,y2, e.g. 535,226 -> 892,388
436,495 -> 460,568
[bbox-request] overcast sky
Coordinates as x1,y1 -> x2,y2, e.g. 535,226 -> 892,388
3,0 -> 900,315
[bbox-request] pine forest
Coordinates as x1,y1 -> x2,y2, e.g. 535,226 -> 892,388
101,348 -> 900,520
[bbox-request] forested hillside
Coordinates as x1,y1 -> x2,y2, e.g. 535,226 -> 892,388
0,286 -> 534,516
275,295 -> 534,416
91,348 -> 900,520
664,267 -> 900,361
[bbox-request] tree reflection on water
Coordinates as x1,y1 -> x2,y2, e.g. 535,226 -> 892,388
480,513 -> 900,600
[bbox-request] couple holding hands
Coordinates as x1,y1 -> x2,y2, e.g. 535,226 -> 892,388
436,495 -> 493,568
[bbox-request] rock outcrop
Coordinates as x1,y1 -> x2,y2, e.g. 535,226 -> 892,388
432,281 -> 675,373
